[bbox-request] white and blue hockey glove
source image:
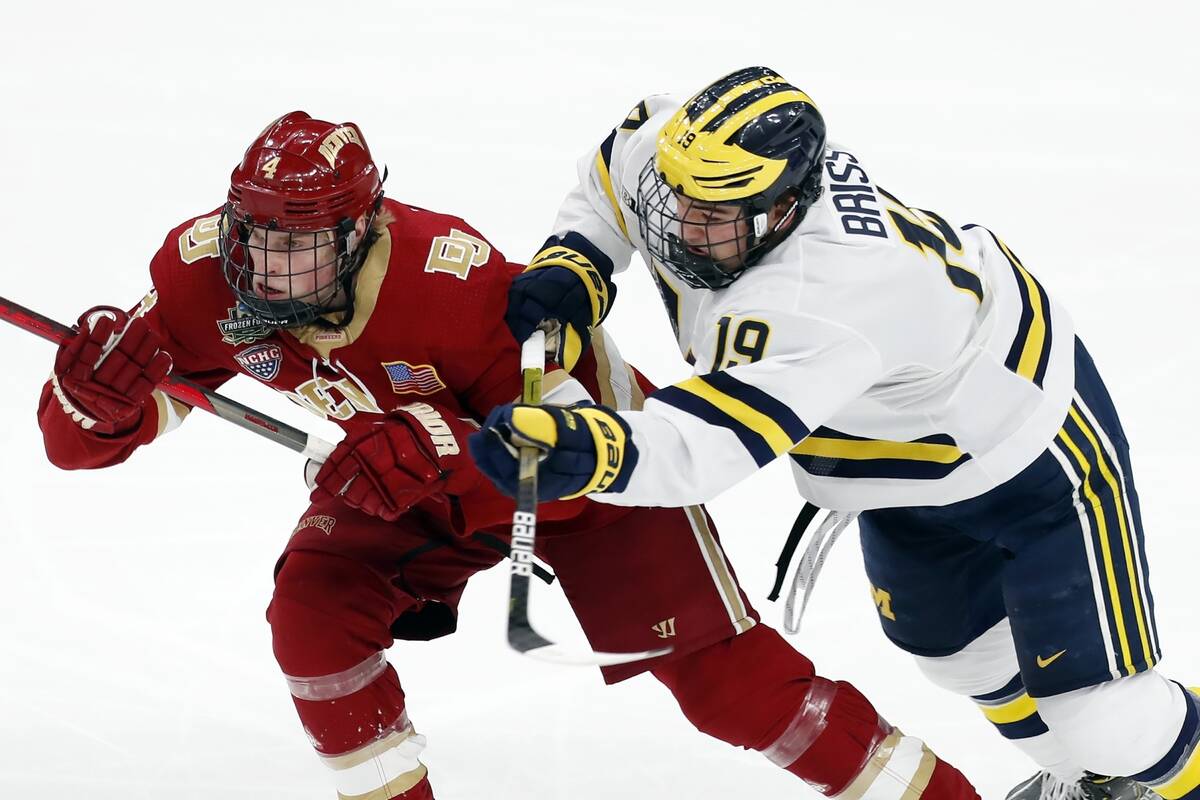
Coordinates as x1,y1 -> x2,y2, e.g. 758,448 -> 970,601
468,402 -> 638,501
505,233 -> 617,372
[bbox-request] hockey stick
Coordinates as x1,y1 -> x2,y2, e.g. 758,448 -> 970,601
0,295 -> 334,464
506,330 -> 672,666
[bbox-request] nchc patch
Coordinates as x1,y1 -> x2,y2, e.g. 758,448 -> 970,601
381,360 -> 446,395
235,343 -> 284,381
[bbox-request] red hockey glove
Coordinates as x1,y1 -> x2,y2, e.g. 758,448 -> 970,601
310,402 -> 493,523
51,306 -> 172,435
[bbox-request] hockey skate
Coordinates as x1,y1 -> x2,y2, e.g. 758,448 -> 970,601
1006,771 -> 1159,800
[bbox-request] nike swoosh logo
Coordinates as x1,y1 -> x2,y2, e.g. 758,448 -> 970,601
1036,650 -> 1067,668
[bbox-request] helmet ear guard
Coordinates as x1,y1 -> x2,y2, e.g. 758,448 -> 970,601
752,212 -> 770,239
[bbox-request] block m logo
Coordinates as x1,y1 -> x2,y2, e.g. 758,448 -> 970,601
871,586 -> 896,621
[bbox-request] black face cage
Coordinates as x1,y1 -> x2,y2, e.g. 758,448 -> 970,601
636,162 -> 776,291
218,204 -> 378,329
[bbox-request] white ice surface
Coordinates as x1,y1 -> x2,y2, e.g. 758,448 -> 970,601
1,2 -> 1197,798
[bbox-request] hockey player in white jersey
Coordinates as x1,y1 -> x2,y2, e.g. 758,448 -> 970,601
469,67 -> 1199,800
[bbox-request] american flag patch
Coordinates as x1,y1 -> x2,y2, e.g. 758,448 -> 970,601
381,360 -> 445,395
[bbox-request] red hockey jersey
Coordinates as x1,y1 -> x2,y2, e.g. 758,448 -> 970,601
38,198 -> 644,535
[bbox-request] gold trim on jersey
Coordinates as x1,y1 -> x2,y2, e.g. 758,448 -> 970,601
287,229 -> 393,360
510,368 -> 578,407
684,505 -> 755,635
594,133 -> 631,241
590,331 -> 618,407
540,369 -> 575,399
625,365 -> 646,411
151,390 -> 192,438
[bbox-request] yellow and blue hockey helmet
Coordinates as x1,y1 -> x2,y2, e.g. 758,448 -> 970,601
636,67 -> 826,289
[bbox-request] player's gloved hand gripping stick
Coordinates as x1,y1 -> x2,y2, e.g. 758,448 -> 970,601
4,297 -> 666,666
505,330 -> 671,666
1,295 -> 335,464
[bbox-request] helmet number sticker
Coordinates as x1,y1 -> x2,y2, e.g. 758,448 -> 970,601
424,228 -> 491,280
178,213 -> 222,264
261,155 -> 281,179
677,131 -> 696,149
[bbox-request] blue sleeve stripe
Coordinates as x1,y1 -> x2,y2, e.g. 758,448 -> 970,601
698,370 -> 810,443
651,385 -> 779,467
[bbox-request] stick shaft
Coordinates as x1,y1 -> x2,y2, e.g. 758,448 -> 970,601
507,331 -> 550,652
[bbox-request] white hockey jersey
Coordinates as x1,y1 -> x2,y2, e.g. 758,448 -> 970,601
551,95 -> 1075,511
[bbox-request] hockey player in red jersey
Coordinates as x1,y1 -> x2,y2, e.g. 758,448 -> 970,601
37,111 -> 978,799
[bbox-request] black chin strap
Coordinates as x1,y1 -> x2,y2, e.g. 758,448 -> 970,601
325,200 -> 384,329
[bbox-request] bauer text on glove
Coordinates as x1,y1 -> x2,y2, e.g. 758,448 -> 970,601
506,233 -> 617,371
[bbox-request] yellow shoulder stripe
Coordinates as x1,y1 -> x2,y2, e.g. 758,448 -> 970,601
594,149 -> 631,241
675,375 -> 793,455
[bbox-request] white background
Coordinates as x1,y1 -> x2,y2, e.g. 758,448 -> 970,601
1,1 -> 1197,798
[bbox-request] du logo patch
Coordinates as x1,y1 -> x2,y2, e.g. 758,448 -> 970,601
235,343 -> 284,382
424,228 -> 491,280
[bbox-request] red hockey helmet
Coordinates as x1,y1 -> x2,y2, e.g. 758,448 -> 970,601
220,112 -> 385,328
